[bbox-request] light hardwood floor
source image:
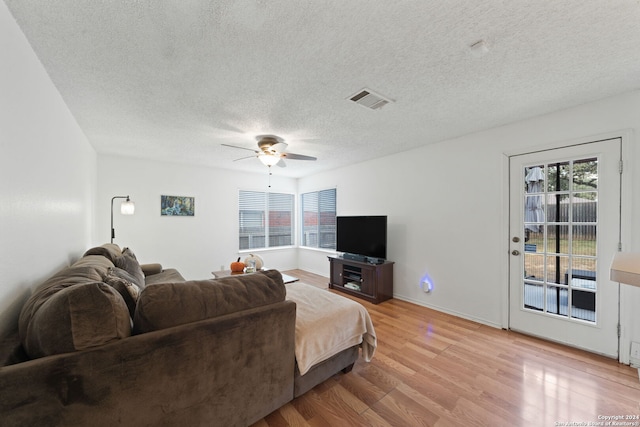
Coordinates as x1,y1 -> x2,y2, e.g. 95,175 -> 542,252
252,269 -> 640,426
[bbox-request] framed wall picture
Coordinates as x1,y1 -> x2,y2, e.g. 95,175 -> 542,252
161,195 -> 195,216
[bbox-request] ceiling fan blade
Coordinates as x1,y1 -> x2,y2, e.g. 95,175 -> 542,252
282,152 -> 317,161
222,143 -> 259,153
233,155 -> 257,162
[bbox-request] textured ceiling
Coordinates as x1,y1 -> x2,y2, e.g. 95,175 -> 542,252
5,0 -> 640,177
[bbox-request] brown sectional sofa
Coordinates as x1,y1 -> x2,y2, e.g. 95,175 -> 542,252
1,244 -> 346,426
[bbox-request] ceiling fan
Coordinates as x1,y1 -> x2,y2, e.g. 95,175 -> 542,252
222,135 -> 316,167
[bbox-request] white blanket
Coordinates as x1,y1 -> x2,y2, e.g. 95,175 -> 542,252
285,282 -> 377,375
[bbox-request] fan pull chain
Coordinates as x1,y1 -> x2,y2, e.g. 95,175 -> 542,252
268,165 -> 272,188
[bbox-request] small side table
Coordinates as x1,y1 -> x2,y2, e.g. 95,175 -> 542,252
211,269 -> 299,284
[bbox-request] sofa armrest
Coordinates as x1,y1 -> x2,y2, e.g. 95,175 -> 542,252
0,300 -> 296,427
140,263 -> 163,276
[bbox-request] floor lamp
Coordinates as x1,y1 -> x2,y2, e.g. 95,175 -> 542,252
111,195 -> 135,243
610,252 -> 640,380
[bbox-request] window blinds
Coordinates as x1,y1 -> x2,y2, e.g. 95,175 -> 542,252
239,190 -> 293,249
301,188 -> 336,249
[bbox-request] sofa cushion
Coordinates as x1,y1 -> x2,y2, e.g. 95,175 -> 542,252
20,261 -> 110,319
133,269 -> 285,334
19,281 -> 131,359
83,243 -> 122,263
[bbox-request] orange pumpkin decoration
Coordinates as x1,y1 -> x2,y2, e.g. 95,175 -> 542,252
230,257 -> 245,273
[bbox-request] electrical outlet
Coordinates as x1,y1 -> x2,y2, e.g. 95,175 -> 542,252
631,342 -> 640,368
631,342 -> 640,360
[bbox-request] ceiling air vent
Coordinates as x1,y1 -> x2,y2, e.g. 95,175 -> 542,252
348,88 -> 393,110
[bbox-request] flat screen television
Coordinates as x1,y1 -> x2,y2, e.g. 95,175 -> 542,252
336,215 -> 387,261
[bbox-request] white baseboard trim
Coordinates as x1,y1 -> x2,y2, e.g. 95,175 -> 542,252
392,295 -> 503,330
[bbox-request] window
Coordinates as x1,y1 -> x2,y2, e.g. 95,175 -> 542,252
239,191 -> 294,250
300,188 -> 336,249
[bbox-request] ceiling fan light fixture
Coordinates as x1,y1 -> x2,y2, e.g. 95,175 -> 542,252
258,154 -> 280,166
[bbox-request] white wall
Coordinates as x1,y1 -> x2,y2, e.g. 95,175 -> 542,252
299,90 -> 640,362
97,155 -> 298,280
0,3 -> 96,336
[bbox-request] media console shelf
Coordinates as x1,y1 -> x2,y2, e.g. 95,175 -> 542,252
328,256 -> 394,304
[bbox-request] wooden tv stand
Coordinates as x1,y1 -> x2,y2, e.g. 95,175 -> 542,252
328,256 -> 394,304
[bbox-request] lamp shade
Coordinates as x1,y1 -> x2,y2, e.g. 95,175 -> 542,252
259,154 -> 280,166
610,252 -> 640,287
120,198 -> 135,215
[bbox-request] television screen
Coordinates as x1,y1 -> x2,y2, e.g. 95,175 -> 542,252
336,216 -> 387,260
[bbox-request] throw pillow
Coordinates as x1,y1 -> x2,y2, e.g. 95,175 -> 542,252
114,251 -> 145,288
104,267 -> 141,317
109,266 -> 146,291
122,247 -> 138,259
